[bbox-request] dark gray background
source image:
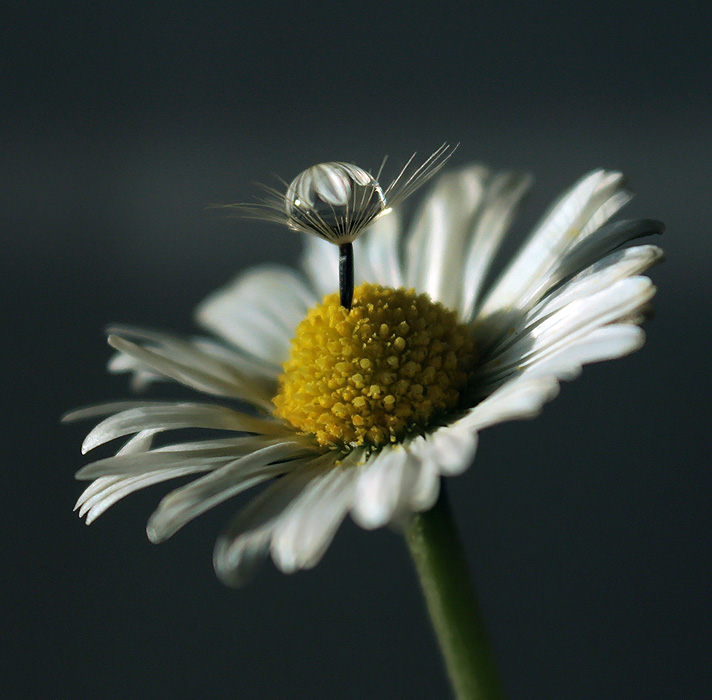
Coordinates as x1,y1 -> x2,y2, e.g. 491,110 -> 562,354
3,2 -> 711,698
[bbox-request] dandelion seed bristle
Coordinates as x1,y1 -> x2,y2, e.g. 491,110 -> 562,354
227,144 -> 457,247
274,283 -> 477,449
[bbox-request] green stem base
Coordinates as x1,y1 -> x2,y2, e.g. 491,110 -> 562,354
405,484 -> 507,700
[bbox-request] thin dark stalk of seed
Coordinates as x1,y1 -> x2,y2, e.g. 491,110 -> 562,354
339,242 -> 354,310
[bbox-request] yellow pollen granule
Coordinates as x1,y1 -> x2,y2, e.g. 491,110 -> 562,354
273,283 -> 477,448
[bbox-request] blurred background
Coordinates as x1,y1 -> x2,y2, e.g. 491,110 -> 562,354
3,1 -> 711,698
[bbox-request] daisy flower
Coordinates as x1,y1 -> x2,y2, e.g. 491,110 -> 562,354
67,149 -> 663,594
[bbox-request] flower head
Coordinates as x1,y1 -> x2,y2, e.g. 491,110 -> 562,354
67,159 -> 663,586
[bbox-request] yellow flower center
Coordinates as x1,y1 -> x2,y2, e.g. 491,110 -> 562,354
273,283 -> 476,449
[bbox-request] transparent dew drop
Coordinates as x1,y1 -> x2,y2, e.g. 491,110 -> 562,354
285,162 -> 387,242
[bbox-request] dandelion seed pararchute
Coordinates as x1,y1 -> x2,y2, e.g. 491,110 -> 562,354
233,143 -> 457,244
285,162 -> 387,244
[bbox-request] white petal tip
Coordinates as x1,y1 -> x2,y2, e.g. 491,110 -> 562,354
413,479 -> 441,513
350,510 -> 387,530
145,525 -> 164,545
350,500 -> 392,530
80,438 -> 98,455
145,512 -> 170,544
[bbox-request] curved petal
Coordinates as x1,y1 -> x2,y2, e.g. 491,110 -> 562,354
80,403 -> 289,454
301,235 -> 338,298
107,351 -> 165,391
477,170 -> 631,329
75,429 -> 157,517
81,466 -> 212,525
107,328 -> 276,410
107,335 -> 274,410
459,171 -> 532,320
351,447 -> 419,529
404,436 -> 441,512
458,374 -> 561,432
76,435 -> 270,479
146,440 -> 314,543
64,401 -> 173,423
196,265 -> 316,366
271,451 -> 362,573
552,219 -> 664,286
213,453 -> 337,587
405,165 -> 491,309
525,244 -> 663,327
520,324 -> 646,381
356,210 -> 404,288
190,337 -> 279,385
477,276 -> 656,384
478,244 -> 661,372
425,425 -> 478,476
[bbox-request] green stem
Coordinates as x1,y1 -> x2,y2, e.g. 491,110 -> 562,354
405,484 -> 507,700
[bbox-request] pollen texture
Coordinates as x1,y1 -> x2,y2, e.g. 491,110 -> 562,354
273,283 -> 476,448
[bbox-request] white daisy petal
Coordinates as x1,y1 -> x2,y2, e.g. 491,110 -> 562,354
108,335 -> 274,408
191,337 -> 279,385
109,327 -> 246,382
458,374 -> 561,432
116,428 -> 156,455
76,435 -> 269,479
213,456 -> 334,587
427,425 -> 479,476
478,169 -> 631,324
81,403 -> 288,454
301,235 -> 338,298
553,218 -> 664,284
107,351 -> 164,390
83,467 -> 211,524
64,401 -> 177,423
75,430 -> 157,511
460,171 -> 533,320
615,308 -> 652,326
76,476 -> 122,513
77,454 -> 225,481
301,204 -> 406,292
351,447 -> 419,529
352,237 -> 372,286
351,225 -> 392,287
215,528 -> 272,588
405,165 -> 491,309
405,436 -> 441,511
196,265 -> 316,366
107,334 -> 280,396
478,276 -> 655,381
479,244 -> 661,370
358,210 -> 404,288
152,436 -> 280,452
108,327 -> 276,409
76,430 -> 201,524
271,450 -> 361,573
577,181 -> 632,240
525,244 -> 663,327
146,441 -> 313,543
522,324 -> 646,381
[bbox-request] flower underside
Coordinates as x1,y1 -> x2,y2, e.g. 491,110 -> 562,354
274,283 -> 476,449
